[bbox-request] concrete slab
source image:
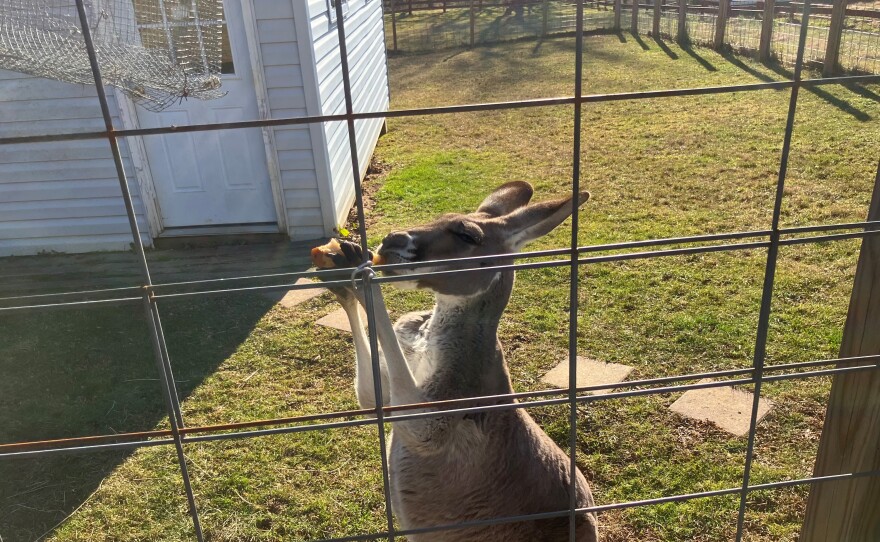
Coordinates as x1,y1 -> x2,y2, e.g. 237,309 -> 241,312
265,278 -> 326,308
541,356 -> 634,395
315,306 -> 367,333
669,380 -> 774,437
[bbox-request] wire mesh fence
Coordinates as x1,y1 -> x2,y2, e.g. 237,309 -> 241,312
685,4 -> 717,45
725,8 -> 763,51
772,14 -> 829,67
655,0 -> 680,38
384,0 -> 880,76
1,0 -> 880,541
840,1 -> 880,72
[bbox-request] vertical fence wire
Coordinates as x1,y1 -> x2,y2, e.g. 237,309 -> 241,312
5,0 -> 880,540
734,1 -> 812,540
725,8 -> 763,52
841,3 -> 880,73
568,4 -> 585,539
333,2 -> 397,540
71,1 -> 204,540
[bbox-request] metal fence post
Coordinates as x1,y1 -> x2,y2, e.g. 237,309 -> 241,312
713,0 -> 729,50
677,0 -> 688,43
631,0 -> 640,33
653,0 -> 662,36
759,0 -> 776,62
823,0 -> 847,76
614,0 -> 622,30
800,161 -> 880,542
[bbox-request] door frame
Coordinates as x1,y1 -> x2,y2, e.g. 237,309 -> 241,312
115,0 -> 288,237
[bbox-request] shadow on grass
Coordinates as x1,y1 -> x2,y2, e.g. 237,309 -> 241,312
631,31 -> 650,51
680,43 -> 718,72
720,50 -> 872,121
0,247 -> 313,541
653,37 -> 679,60
844,81 -> 880,103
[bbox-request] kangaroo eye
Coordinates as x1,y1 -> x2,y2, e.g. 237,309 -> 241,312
455,231 -> 478,245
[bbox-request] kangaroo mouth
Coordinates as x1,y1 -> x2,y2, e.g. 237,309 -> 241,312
376,247 -> 417,276
378,251 -> 410,269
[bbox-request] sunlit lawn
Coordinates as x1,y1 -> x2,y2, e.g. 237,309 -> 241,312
2,33 -> 877,542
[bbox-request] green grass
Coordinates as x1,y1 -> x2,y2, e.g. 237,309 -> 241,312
2,35 -> 879,541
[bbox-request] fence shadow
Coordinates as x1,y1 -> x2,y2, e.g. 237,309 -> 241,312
0,243 -> 314,541
631,31 -> 650,51
720,49 -> 778,83
653,36 -> 679,60
801,83 -> 872,122
681,43 -> 718,72
720,50 -> 872,121
843,82 -> 880,105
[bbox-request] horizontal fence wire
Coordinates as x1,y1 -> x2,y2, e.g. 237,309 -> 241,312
176,463 -> 868,542
3,221 -> 879,311
3,354 -> 878,456
726,9 -> 763,52
2,0 -> 880,540
3,73 -> 880,147
841,1 -> 880,73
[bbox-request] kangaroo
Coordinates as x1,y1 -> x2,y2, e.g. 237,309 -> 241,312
322,181 -> 598,542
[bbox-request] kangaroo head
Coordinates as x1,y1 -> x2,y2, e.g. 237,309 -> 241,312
376,181 -> 590,296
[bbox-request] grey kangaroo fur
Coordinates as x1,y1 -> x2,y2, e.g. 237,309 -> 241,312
329,181 -> 599,541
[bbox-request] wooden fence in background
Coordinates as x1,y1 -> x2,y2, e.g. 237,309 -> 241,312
383,0 -> 880,75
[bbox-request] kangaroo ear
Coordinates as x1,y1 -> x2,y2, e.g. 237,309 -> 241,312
476,181 -> 534,217
503,190 -> 590,249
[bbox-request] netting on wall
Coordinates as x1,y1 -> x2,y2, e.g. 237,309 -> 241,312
0,0 -> 226,111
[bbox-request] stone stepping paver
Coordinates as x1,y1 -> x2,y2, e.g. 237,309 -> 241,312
265,278 -> 326,308
316,306 -> 367,333
669,380 -> 774,437
541,356 -> 635,395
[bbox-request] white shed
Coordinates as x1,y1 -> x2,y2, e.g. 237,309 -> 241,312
0,0 -> 389,256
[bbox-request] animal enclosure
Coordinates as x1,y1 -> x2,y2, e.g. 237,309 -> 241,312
1,1 -> 880,541
384,0 -> 880,75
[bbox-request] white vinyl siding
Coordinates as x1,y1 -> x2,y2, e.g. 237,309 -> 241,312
303,0 -> 389,230
254,0 -> 325,240
0,70 -> 152,257
0,0 -> 389,254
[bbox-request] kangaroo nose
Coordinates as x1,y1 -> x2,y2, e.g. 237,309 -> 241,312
381,231 -> 412,250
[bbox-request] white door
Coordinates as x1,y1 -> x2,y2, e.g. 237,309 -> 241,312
136,0 -> 277,229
